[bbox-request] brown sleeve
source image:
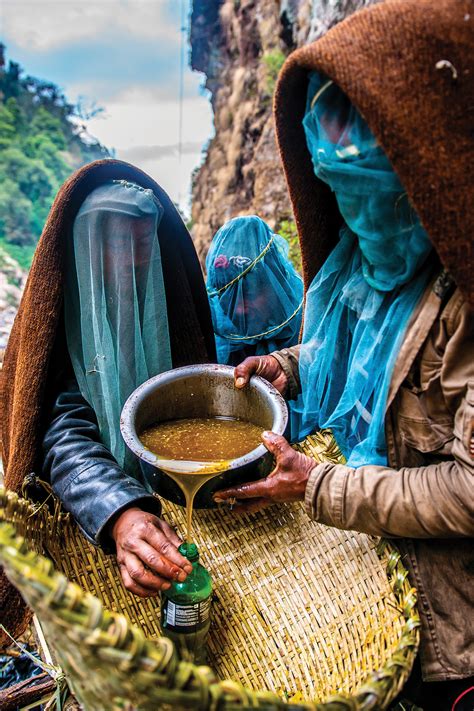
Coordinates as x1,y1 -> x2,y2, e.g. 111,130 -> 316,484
304,302 -> 474,538
304,442 -> 473,538
271,345 -> 301,400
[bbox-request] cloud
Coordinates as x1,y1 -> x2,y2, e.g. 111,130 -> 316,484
66,66 -> 207,106
3,1 -> 204,106
85,92 -> 213,149
2,0 -> 181,52
84,93 -> 214,215
120,141 -> 206,162
2,0 -> 213,216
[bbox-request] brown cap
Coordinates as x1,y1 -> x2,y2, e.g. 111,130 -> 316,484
0,159 -> 216,646
274,0 -> 474,309
1,159 -> 215,495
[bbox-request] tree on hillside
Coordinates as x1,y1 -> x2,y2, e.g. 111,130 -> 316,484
0,44 -> 110,265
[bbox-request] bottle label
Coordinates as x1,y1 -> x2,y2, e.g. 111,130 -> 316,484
163,597 -> 212,633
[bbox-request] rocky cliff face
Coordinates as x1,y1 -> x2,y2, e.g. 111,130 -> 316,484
190,0 -> 379,261
0,248 -> 26,354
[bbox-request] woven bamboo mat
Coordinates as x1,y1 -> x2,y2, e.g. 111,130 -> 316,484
10,498 -> 404,702
0,433 -> 416,706
163,501 -> 402,702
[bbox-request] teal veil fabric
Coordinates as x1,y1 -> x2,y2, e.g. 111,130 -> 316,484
206,216 -> 303,365
64,180 -> 172,474
290,73 -> 434,465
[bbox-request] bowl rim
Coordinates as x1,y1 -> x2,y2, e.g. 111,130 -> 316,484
120,363 -> 288,474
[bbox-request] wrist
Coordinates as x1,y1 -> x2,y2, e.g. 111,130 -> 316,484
268,354 -> 288,382
304,462 -> 340,522
109,505 -> 142,541
269,351 -> 297,398
109,495 -> 162,540
300,459 -> 316,498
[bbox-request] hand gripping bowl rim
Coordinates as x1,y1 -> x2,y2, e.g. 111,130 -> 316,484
120,363 -> 289,474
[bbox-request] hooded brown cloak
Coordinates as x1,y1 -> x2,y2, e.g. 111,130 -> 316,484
0,159 -> 216,642
273,0 -> 474,683
274,0 -> 473,307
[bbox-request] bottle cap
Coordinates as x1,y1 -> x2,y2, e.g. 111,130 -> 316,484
179,542 -> 199,562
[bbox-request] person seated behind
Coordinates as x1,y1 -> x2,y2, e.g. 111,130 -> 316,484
206,216 -> 303,366
214,6 -> 474,706
1,162 -> 216,602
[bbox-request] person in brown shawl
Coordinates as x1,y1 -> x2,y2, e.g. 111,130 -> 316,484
215,0 -> 473,707
1,160 -> 216,638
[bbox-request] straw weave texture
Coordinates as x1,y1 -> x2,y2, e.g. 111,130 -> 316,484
171,503 -> 402,701
0,434 -> 419,708
163,434 -> 407,701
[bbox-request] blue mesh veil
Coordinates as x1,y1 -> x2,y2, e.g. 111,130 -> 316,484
64,180 -> 172,475
290,72 -> 434,466
206,216 -> 303,365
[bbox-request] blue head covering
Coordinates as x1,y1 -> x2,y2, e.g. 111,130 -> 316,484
290,73 -> 434,465
64,180 -> 172,476
206,216 -> 303,365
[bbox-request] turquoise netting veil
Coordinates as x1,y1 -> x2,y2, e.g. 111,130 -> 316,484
64,180 -> 172,475
303,73 -> 432,291
206,216 -> 303,365
289,73 -> 434,466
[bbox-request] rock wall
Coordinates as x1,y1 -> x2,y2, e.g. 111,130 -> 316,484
190,0 -> 379,261
0,248 -> 26,355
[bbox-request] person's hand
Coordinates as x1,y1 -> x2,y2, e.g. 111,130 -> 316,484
111,508 -> 193,597
234,355 -> 288,396
213,431 -> 316,513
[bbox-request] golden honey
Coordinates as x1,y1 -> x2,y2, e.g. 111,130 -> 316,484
139,416 -> 263,542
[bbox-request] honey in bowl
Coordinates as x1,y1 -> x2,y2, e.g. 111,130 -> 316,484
140,416 -> 263,462
139,416 -> 264,542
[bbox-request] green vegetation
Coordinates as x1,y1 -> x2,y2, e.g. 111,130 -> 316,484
262,48 -> 286,96
0,44 -> 109,267
277,218 -> 302,273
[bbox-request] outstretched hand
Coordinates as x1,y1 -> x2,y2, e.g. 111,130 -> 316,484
213,431 -> 316,513
111,508 -> 192,597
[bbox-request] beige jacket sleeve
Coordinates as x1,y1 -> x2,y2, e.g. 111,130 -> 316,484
304,296 -> 474,539
304,430 -> 474,538
271,345 -> 301,400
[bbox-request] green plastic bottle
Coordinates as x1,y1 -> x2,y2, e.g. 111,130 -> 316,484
161,542 -> 212,664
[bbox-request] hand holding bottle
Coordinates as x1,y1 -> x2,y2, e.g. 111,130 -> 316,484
213,431 -> 316,513
111,508 -> 193,597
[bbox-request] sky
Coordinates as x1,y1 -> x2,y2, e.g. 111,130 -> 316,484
1,0 -> 215,216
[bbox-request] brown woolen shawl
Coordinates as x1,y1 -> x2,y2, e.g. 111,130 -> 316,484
273,0 -> 474,678
274,0 -> 474,309
0,159 -> 216,644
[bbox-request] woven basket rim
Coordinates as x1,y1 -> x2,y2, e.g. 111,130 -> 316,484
0,485 -> 419,710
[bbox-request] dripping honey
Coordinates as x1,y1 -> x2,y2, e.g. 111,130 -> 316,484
139,417 -> 263,541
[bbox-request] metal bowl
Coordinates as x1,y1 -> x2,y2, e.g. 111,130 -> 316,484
120,364 -> 288,508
